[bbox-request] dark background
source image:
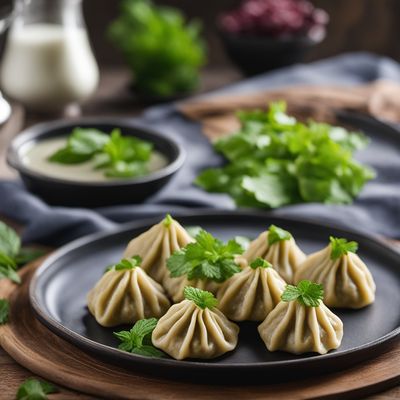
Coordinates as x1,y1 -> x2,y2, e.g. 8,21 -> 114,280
84,0 -> 400,68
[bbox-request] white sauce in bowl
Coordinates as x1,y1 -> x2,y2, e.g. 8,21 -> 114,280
20,137 -> 169,182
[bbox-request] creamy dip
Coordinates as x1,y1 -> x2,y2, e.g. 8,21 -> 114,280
21,137 -> 169,182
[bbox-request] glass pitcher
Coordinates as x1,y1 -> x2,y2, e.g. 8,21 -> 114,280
0,0 -> 99,113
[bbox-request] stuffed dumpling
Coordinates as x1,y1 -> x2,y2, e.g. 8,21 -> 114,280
152,287 -> 239,359
123,214 -> 194,283
163,229 -> 243,302
240,225 -> 306,283
217,258 -> 286,321
258,280 -> 343,354
294,237 -> 375,309
87,256 -> 171,327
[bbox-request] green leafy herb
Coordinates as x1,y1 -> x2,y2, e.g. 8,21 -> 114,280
329,236 -> 358,260
249,258 -> 272,269
48,128 -> 153,179
0,299 -> 9,324
16,378 -> 58,400
281,280 -> 324,307
0,222 -> 44,285
114,318 -> 164,357
108,0 -> 206,97
106,256 -> 142,273
167,229 -> 243,282
163,214 -> 174,227
268,225 -> 292,245
183,286 -> 218,309
0,264 -> 20,284
196,101 -> 374,208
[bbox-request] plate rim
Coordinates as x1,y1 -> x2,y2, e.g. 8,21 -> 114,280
30,210 -> 400,371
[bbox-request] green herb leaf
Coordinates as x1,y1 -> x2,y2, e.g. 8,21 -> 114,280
0,221 -> 20,258
114,318 -> 164,357
68,128 -> 109,155
329,236 -> 358,260
281,280 -> 324,307
0,264 -> 20,284
196,101 -> 374,208
106,256 -> 142,273
268,225 -> 292,245
0,299 -> 9,324
183,286 -> 218,309
48,147 -> 94,164
167,229 -> 243,282
16,378 -> 58,400
249,258 -> 272,269
15,248 -> 46,266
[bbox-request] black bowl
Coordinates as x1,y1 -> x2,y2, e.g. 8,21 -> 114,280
7,119 -> 185,207
219,30 -> 323,76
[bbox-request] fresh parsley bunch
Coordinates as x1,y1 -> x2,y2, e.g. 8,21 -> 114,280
196,101 -> 375,208
114,318 -> 164,357
108,0 -> 206,97
167,229 -> 243,282
0,221 -> 45,284
49,128 -> 153,179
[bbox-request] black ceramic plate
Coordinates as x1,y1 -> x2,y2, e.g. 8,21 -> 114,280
30,211 -> 400,381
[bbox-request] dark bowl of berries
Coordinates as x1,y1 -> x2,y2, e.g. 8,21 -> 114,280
218,0 -> 329,76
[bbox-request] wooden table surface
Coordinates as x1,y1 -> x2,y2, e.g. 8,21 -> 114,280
0,67 -> 398,399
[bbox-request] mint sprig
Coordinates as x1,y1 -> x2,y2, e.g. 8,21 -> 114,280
49,128 -> 153,179
114,318 -> 164,358
105,256 -> 142,273
183,286 -> 218,309
281,280 -> 324,307
250,258 -> 272,269
0,221 -> 45,284
167,229 -> 243,282
268,225 -> 292,245
0,299 -> 9,324
16,378 -> 58,400
329,236 -> 358,260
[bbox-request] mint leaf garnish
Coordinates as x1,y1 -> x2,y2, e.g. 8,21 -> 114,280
16,378 -> 58,400
183,286 -> 218,309
105,256 -> 142,273
249,258 -> 272,269
267,225 -> 292,245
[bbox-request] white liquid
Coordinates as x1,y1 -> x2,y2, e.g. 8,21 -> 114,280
1,24 -> 99,111
21,137 -> 169,182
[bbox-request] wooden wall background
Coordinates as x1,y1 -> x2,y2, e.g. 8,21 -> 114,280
83,0 -> 400,68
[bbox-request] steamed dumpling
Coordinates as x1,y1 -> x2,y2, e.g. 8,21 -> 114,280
87,257 -> 170,327
258,281 -> 343,354
152,287 -> 239,359
240,225 -> 306,283
294,237 -> 376,308
258,300 -> 343,354
123,215 -> 194,283
217,258 -> 286,321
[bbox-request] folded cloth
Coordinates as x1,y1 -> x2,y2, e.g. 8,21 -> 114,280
1,52 -> 400,245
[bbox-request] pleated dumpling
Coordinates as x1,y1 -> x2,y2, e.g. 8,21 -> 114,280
87,256 -> 171,327
123,214 -> 194,283
294,237 -> 376,309
152,287 -> 239,360
240,225 -> 306,283
163,229 -> 243,303
217,258 -> 286,321
258,280 -> 343,354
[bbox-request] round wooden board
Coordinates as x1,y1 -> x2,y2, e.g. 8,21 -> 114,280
0,259 -> 399,400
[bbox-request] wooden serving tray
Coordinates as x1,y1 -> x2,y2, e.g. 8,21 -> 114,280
0,258 -> 399,400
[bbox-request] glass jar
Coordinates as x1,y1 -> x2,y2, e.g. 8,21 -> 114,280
0,0 -> 99,113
